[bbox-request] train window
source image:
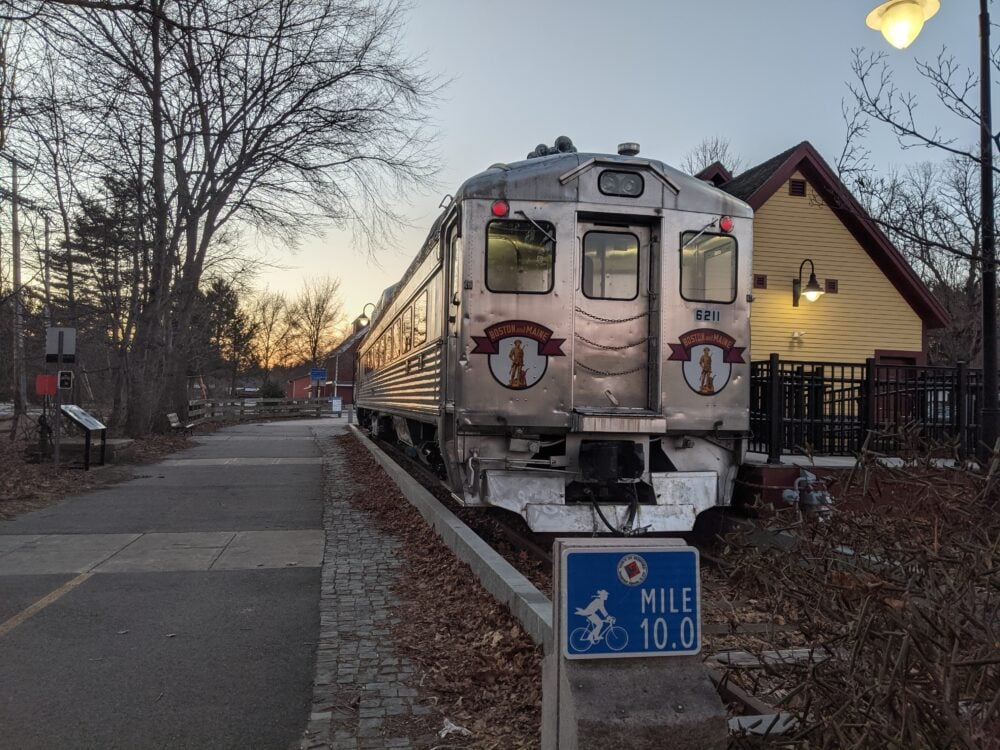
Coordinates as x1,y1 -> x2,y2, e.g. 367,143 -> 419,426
414,291 -> 428,345
582,231 -> 639,300
393,318 -> 404,358
401,307 -> 413,352
485,220 -> 555,294
450,227 -> 463,305
680,231 -> 737,304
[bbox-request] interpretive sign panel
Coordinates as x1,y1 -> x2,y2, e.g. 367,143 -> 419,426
310,368 -> 327,381
560,543 -> 700,659
60,404 -> 106,432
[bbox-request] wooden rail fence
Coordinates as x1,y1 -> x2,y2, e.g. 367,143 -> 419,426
186,398 -> 330,422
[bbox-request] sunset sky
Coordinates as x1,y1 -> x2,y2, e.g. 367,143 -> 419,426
260,0 -> 981,324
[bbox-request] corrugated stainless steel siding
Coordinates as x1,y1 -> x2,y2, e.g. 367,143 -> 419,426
357,344 -> 442,420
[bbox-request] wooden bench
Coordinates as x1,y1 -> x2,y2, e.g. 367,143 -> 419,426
167,412 -> 195,433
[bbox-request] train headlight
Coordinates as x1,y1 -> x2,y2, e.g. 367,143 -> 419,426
598,170 -> 644,198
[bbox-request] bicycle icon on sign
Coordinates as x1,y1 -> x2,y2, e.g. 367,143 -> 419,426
569,590 -> 628,652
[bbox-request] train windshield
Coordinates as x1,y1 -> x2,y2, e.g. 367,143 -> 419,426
485,220 -> 555,293
680,231 -> 737,303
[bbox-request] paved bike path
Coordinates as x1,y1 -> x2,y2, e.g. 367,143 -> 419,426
0,419 -> 335,749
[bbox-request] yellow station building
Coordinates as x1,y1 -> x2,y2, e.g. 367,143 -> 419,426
697,142 -> 949,364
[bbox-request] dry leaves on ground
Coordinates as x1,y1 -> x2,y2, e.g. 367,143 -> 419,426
338,434 -> 542,750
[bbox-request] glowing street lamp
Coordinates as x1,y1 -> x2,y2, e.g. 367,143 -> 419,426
865,0 -> 940,49
358,302 -> 376,328
867,0 -> 998,458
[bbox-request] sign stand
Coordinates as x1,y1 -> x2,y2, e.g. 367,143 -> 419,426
60,405 -> 107,471
542,538 -> 726,749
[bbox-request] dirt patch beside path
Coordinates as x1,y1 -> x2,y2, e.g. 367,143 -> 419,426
0,432 -> 192,521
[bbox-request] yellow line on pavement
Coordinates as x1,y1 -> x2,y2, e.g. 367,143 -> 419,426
0,572 -> 93,638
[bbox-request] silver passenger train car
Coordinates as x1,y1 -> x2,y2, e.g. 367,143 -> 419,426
355,139 -> 752,534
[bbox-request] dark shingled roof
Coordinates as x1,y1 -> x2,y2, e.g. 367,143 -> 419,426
718,143 -> 801,203
692,161 -> 732,187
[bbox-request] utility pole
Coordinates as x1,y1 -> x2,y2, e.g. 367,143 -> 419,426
43,214 -> 52,328
11,159 -> 26,417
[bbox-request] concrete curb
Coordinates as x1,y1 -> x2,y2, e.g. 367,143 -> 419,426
349,426 -> 554,651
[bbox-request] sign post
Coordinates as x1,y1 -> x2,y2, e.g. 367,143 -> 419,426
309,367 -> 327,399
45,327 -> 77,467
542,538 -> 726,749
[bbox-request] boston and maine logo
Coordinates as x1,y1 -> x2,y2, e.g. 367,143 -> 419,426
471,320 -> 565,390
668,329 -> 745,396
617,553 -> 648,586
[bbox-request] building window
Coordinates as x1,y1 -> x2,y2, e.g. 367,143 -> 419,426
753,274 -> 768,289
825,279 -> 839,294
789,179 -> 806,197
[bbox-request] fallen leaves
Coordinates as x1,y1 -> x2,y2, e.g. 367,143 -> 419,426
338,435 -> 542,749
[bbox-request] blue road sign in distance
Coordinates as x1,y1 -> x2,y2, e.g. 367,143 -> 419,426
310,368 -> 327,381
561,546 -> 700,659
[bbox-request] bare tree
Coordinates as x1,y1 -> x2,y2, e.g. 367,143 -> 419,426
250,288 -> 291,383
287,276 -> 344,366
680,135 -> 744,176
11,0 -> 438,433
839,45 -> 997,365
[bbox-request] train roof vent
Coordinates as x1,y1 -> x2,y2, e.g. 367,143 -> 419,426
617,142 -> 640,156
527,135 -> 577,159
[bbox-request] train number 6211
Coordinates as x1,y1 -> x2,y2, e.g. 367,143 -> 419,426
695,309 -> 720,322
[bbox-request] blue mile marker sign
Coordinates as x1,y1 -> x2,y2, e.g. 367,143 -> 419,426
560,545 -> 700,659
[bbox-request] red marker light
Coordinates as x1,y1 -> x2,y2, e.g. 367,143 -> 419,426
719,215 -> 734,233
491,200 -> 509,217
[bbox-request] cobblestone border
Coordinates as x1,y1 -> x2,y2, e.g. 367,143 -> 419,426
300,429 -> 437,750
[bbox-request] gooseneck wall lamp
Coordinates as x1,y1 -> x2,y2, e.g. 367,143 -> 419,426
358,302 -> 376,328
793,259 -> 824,307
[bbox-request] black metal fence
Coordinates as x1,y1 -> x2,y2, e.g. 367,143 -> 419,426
750,355 -> 982,460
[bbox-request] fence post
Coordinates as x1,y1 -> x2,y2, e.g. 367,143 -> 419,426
957,360 -> 968,460
863,357 -> 877,448
767,353 -> 782,464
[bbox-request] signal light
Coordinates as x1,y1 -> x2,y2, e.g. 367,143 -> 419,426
491,200 -> 509,217
719,215 -> 734,233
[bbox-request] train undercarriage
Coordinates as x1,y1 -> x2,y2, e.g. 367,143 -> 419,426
357,408 -> 741,534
